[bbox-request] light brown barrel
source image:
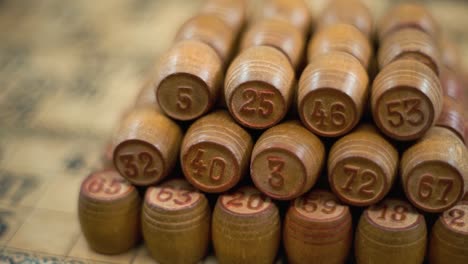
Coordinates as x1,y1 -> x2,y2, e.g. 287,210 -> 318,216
317,0 -> 373,38
142,179 -> 210,264
78,170 -> 141,254
212,186 -> 280,264
328,124 -> 398,206
102,76 -> 163,165
181,110 -> 253,193
440,67 -> 465,101
401,127 -> 468,213
298,51 -> 369,137
112,108 -> 182,186
175,14 -> 235,64
307,23 -> 372,69
378,3 -> 439,42
251,121 -> 325,200
241,18 -> 305,69
284,190 -> 353,264
225,46 -> 295,129
378,28 -> 441,75
436,96 -> 466,142
260,0 -> 311,36
355,199 -> 427,264
439,36 -> 461,72
200,0 -> 247,34
371,59 -> 443,141
429,202 -> 468,264
154,40 -> 223,121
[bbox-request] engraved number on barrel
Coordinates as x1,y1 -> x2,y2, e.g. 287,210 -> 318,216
418,174 -> 453,203
341,165 -> 377,196
190,149 -> 226,182
301,194 -> 337,214
267,156 -> 285,189
119,152 -> 158,178
225,191 -> 265,210
239,88 -> 274,117
311,100 -> 346,128
447,209 -> 465,227
377,204 -> 408,222
386,98 -> 424,127
176,87 -> 192,110
156,186 -> 192,206
88,178 -> 122,195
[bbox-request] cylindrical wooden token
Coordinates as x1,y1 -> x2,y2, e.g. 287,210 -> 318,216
378,3 -> 439,42
200,0 -> 247,34
355,199 -> 427,264
284,190 -> 353,264
378,28 -> 441,75
317,0 -> 373,38
79,170 -> 140,254
251,121 -> 325,200
134,76 -> 162,113
371,59 -> 443,141
142,179 -> 210,264
260,0 -> 311,36
328,125 -> 398,206
112,108 -> 182,186
401,127 -> 468,213
225,46 -> 295,129
212,186 -> 280,264
307,23 -> 372,69
441,68 -> 465,101
175,14 -> 235,63
241,18 -> 305,69
154,40 -> 222,121
298,51 -> 369,137
440,36 -> 461,72
436,96 -> 466,142
181,111 -> 253,193
429,202 -> 468,264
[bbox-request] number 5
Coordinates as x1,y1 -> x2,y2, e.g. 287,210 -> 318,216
177,87 -> 192,110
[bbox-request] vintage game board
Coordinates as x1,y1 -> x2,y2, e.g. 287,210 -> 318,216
0,0 -> 467,263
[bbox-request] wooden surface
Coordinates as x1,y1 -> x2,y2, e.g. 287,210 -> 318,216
1,0 -> 468,263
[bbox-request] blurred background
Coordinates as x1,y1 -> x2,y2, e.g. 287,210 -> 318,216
0,0 -> 467,262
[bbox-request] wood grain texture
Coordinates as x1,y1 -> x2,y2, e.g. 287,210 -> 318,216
154,40 -> 223,121
284,190 -> 352,264
355,199 -> 427,264
212,186 -> 280,264
225,45 -> 295,129
175,14 -> 235,64
181,110 -> 253,193
316,0 -> 373,38
401,127 -> 468,213
328,124 -> 398,206
250,121 -> 325,200
378,3 -> 440,42
142,178 -> 210,264
112,108 -> 182,186
371,59 -> 443,141
436,95 -> 466,142
378,28 -> 441,75
429,202 -> 468,264
241,18 -> 305,69
200,0 -> 247,34
78,170 -> 141,254
260,0 -> 311,36
298,51 -> 369,137
440,67 -> 465,100
439,36 -> 462,72
308,23 -> 372,69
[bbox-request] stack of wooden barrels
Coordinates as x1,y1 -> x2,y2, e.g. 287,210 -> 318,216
77,0 -> 468,263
